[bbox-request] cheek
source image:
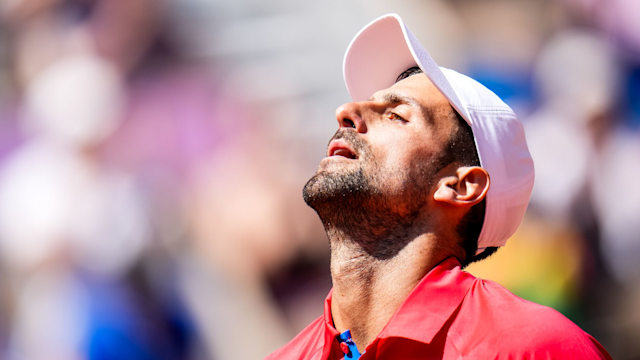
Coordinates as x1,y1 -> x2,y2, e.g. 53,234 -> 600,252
378,133 -> 432,170
365,147 -> 417,190
370,139 -> 441,191
363,122 -> 444,184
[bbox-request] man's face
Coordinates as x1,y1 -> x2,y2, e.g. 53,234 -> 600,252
303,74 -> 458,232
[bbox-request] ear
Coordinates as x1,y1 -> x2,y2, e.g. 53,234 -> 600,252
433,166 -> 490,207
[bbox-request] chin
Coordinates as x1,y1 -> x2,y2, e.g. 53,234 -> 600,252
302,167 -> 368,211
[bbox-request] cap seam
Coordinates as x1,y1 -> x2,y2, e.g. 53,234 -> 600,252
466,106 -> 515,115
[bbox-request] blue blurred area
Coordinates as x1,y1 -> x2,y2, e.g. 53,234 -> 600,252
84,271 -> 196,360
623,63 -> 640,129
468,64 -> 537,116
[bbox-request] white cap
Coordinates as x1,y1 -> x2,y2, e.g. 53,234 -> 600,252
343,13 -> 534,254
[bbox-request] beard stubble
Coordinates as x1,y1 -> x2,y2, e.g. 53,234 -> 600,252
302,129 -> 442,259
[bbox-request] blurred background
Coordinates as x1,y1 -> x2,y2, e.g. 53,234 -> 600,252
0,0 -> 638,359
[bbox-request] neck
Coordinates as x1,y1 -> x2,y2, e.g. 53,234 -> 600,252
327,227 -> 453,351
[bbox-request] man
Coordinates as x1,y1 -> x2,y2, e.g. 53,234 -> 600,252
267,14 -> 611,359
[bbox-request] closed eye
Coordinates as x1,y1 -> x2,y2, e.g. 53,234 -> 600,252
386,112 -> 407,123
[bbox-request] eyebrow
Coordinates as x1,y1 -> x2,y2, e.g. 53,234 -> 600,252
370,93 -> 415,106
370,92 -> 434,124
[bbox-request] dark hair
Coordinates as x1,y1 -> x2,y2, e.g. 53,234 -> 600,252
446,110 -> 498,267
450,111 -> 499,267
397,67 -> 498,267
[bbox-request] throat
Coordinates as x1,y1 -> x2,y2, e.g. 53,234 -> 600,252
329,240 -> 401,351
328,232 -> 448,351
330,242 -> 378,305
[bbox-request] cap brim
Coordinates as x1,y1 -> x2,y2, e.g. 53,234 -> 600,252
343,13 -> 471,122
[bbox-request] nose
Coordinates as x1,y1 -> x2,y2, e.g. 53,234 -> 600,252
335,102 -> 367,133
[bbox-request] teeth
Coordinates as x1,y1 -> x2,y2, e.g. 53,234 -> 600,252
333,148 -> 355,159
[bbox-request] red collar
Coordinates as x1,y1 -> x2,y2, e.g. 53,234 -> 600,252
320,257 -> 476,356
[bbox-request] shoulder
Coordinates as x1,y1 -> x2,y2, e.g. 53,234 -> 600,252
453,278 -> 612,359
265,315 -> 325,360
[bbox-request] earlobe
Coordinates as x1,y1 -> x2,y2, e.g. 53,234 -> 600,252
433,167 -> 490,206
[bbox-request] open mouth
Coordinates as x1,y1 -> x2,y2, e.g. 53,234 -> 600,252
327,140 -> 358,159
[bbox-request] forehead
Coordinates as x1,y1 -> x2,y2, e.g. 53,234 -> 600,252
370,73 -> 451,110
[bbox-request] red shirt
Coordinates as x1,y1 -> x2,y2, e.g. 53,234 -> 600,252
267,257 -> 611,359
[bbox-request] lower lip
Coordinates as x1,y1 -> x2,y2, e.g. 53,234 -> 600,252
319,156 -> 356,166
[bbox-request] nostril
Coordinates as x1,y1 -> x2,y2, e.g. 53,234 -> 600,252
343,118 -> 356,128
335,103 -> 363,130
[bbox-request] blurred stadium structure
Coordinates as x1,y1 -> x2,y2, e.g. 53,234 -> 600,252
0,0 -> 638,359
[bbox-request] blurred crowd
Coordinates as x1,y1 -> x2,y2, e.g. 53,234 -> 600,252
0,0 -> 637,359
